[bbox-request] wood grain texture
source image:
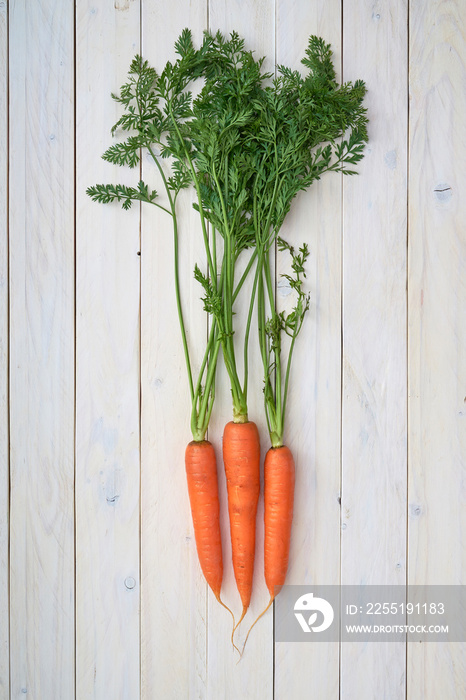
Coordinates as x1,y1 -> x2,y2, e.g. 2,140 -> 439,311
341,0 -> 408,697
139,4 -> 208,698
75,1 -> 141,697
408,1 -> 466,697
274,1 -> 343,697
2,0 -> 466,697
8,0 -> 75,697
0,1 -> 8,698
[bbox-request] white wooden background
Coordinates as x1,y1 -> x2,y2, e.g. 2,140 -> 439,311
1,0 -> 465,698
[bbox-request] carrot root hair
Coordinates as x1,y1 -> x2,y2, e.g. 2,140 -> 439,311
215,592 -> 235,627
232,604 -> 248,638
215,593 -> 241,656
238,597 -> 274,660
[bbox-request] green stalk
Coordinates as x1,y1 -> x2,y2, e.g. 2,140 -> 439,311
263,252 -> 283,447
281,327 -> 298,436
257,261 -> 269,373
257,260 -> 275,438
211,163 -> 248,422
190,252 -> 227,440
241,248 -> 263,401
168,103 -> 216,285
212,224 -> 218,285
147,144 -> 194,401
148,139 -> 223,441
161,104 -> 233,437
233,247 -> 257,302
196,331 -> 222,435
172,214 -> 195,402
191,320 -> 217,411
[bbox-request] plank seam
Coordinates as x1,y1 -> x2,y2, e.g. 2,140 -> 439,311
339,2 -> 344,700
5,0 -> 11,695
405,1 -> 410,698
138,2 -> 143,699
73,1 -> 77,698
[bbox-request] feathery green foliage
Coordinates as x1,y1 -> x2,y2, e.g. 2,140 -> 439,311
86,30 -> 225,440
87,28 -> 368,437
244,35 -> 367,446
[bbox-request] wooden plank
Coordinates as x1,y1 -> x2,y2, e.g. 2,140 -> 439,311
0,1 -> 8,697
8,1 -> 75,697
139,4 -> 208,698
75,1 -> 141,697
274,1 -> 343,697
340,0 -> 408,697
206,2 -> 275,697
408,1 -> 466,697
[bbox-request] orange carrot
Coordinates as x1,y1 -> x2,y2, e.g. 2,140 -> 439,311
186,439 -> 239,651
239,444 -> 295,654
264,445 -> 295,598
223,420 -> 261,626
185,440 -> 224,603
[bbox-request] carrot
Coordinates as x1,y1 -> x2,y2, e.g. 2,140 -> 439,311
185,440 -> 223,601
234,238 -> 307,659
264,445 -> 295,598
238,444 -> 295,655
186,440 -> 242,653
223,420 -> 261,627
90,31 -> 368,654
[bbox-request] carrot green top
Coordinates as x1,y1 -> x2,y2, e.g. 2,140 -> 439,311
87,29 -> 368,442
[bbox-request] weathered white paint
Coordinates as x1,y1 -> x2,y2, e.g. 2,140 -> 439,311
8,0 -> 75,697
340,0 -> 408,697
139,4 -> 209,698
2,0 -> 466,697
408,1 -> 466,697
0,1 -> 8,698
273,1 -> 343,697
75,1 -> 141,697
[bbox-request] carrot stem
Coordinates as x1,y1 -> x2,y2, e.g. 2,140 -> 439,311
242,249 -> 264,401
147,143 -> 195,402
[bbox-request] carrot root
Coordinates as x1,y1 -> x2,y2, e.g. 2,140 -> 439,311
185,440 -> 223,599
223,421 -> 261,615
186,440 -> 242,651
238,445 -> 295,656
264,445 -> 295,597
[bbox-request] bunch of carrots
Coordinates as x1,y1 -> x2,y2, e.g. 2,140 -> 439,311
88,29 -> 368,653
